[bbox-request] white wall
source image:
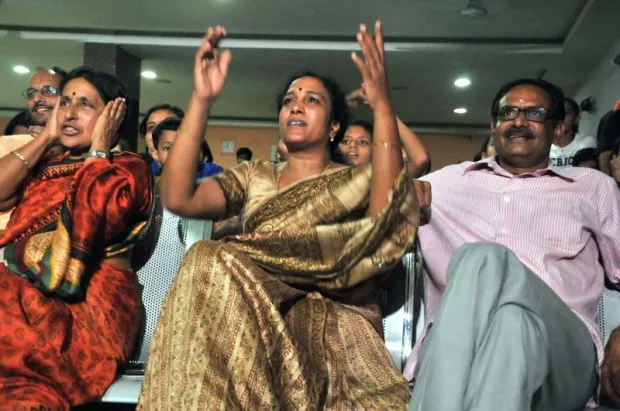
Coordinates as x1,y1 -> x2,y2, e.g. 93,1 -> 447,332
573,38 -> 620,138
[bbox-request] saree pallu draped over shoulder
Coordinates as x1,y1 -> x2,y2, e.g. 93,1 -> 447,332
0,153 -> 153,410
138,161 -> 419,410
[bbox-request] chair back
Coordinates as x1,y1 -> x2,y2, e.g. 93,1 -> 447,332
128,202 -> 213,370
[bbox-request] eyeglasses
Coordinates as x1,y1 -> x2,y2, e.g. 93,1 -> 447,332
497,105 -> 550,123
22,85 -> 59,100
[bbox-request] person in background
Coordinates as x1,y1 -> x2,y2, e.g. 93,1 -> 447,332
572,147 -> 599,170
343,88 -> 430,177
236,146 -> 253,163
3,111 -> 32,136
0,66 -> 153,409
550,97 -> 597,167
138,103 -> 185,175
0,68 -> 66,230
472,135 -> 496,162
151,117 -> 223,181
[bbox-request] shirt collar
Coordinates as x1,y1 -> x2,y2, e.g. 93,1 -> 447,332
463,156 -> 577,182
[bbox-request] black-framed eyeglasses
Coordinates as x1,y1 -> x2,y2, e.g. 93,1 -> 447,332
497,105 -> 550,123
22,85 -> 59,100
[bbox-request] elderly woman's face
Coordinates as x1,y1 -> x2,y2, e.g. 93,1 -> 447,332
57,78 -> 107,153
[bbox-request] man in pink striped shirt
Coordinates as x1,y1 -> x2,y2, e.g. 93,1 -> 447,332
406,78 -> 620,411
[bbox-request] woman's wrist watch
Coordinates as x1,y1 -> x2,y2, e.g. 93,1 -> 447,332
85,150 -> 109,159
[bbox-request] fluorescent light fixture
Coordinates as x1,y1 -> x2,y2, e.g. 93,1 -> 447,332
13,65 -> 30,74
18,31 -> 564,54
454,77 -> 471,88
453,107 -> 468,114
141,70 -> 157,79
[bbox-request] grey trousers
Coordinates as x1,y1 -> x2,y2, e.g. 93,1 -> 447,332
409,243 -> 597,411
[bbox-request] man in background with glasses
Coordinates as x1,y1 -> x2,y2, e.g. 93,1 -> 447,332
405,78 -> 620,411
22,67 -> 65,137
0,67 -> 65,232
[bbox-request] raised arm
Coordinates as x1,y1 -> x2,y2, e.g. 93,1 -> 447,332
0,103 -> 59,209
396,116 -> 430,177
351,22 -> 403,217
159,26 -> 232,219
347,89 -> 430,178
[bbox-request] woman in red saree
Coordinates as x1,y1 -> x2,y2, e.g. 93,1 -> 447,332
0,67 -> 153,409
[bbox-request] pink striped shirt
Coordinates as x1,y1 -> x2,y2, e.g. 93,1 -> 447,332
403,157 -> 620,386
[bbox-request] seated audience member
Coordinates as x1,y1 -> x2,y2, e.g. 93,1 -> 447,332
343,88 -> 430,177
550,97 -> 597,167
3,111 -> 32,136
138,24 -> 420,409
138,103 -> 185,175
0,67 -> 153,408
406,78 -> 620,410
599,110 -> 620,175
152,117 -> 223,181
572,147 -> 599,170
610,138 -> 620,185
236,146 -> 253,163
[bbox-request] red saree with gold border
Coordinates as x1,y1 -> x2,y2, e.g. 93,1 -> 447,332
138,161 -> 419,410
0,152 -> 153,410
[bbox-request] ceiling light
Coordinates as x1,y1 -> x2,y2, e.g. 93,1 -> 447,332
13,65 -> 30,74
453,107 -> 468,114
461,0 -> 488,19
141,70 -> 157,79
454,77 -> 471,88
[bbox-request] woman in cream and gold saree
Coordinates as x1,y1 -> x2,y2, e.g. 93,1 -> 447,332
0,68 -> 153,409
138,23 -> 428,410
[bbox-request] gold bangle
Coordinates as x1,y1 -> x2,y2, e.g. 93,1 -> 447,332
11,150 -> 32,170
373,140 -> 401,149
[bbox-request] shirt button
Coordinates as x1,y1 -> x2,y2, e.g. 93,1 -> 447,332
503,196 -> 511,203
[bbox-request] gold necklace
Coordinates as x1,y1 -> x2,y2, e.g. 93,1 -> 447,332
276,160 -> 333,191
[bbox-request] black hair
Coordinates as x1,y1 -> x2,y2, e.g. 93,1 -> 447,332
236,147 -> 253,161
473,151 -> 483,162
564,97 -> 580,115
139,104 -> 185,137
4,111 -> 32,135
572,148 -> 598,168
152,117 -> 213,162
491,78 -> 565,125
60,67 -> 128,144
612,138 -> 620,156
276,71 -> 350,160
347,119 -> 374,137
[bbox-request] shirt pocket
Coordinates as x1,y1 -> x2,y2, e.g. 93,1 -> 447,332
518,195 -> 584,252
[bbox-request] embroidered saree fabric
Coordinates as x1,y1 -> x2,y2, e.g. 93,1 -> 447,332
138,161 -> 419,410
0,153 -> 153,409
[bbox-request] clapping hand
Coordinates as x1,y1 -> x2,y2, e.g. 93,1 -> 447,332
193,26 -> 232,103
350,21 -> 392,112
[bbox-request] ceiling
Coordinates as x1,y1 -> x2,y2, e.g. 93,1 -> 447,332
0,0 -> 619,133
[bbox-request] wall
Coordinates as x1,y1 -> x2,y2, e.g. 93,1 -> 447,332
1,114 -> 487,170
574,38 -> 620,138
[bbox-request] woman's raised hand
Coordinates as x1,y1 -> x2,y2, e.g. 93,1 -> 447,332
91,98 -> 126,151
193,26 -> 232,103
351,21 -> 391,112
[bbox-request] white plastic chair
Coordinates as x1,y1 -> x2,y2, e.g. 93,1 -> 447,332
101,205 -> 212,403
